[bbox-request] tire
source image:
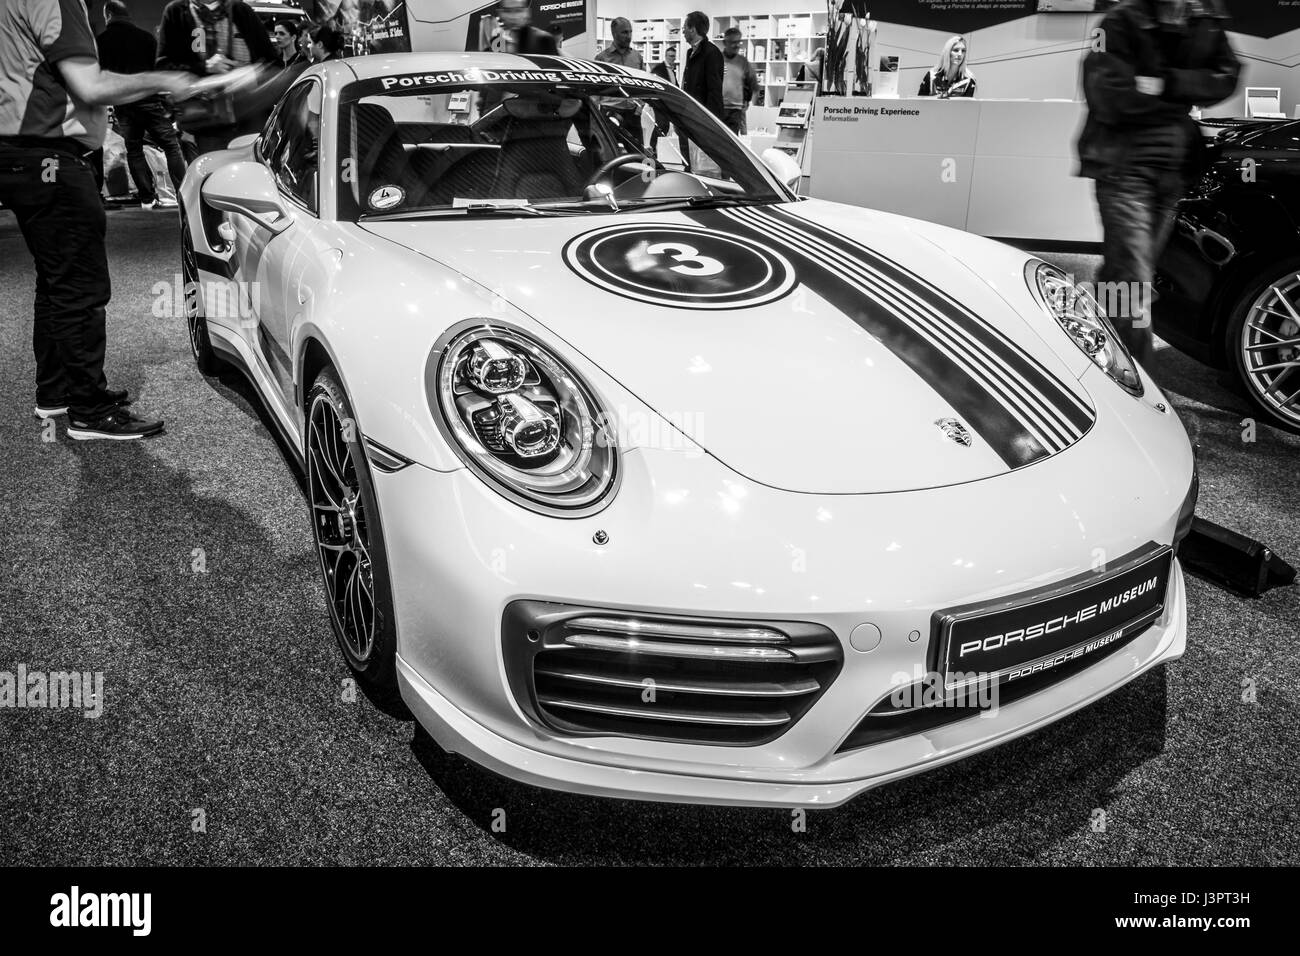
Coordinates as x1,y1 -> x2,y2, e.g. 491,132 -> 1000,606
1225,257 -> 1300,434
305,366 -> 400,699
180,211 -> 225,375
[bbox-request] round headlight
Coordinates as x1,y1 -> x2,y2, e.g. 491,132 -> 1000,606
1026,261 -> 1143,396
427,320 -> 619,516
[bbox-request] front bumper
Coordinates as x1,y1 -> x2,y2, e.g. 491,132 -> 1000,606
398,563 -> 1185,807
385,364 -> 1194,806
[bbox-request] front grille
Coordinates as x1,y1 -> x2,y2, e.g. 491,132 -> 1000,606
503,602 -> 843,746
835,617 -> 1151,753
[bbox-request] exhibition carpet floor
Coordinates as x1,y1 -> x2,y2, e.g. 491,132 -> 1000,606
1,211 -> 1296,865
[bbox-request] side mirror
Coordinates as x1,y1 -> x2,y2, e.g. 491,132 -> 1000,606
226,132 -> 260,151
201,161 -> 292,234
761,148 -> 802,192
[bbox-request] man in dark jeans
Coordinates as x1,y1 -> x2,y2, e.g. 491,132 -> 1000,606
1078,0 -> 1239,365
97,0 -> 186,208
1,0 -> 193,438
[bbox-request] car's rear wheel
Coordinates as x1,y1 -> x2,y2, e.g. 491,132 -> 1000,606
1226,259 -> 1300,434
181,212 -> 225,375
306,366 -> 400,698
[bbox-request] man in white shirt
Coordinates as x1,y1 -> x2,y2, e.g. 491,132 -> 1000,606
721,26 -> 757,134
595,17 -> 645,137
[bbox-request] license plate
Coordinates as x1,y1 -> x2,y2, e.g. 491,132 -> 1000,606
935,547 -> 1173,690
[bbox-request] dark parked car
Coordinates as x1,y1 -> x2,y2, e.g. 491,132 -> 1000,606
1154,119 -> 1300,433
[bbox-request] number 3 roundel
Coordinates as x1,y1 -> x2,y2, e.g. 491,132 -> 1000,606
563,223 -> 796,309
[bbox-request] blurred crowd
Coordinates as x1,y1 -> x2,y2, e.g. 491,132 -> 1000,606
98,0 -> 354,207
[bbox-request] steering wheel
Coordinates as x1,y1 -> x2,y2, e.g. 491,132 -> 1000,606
585,152 -> 647,188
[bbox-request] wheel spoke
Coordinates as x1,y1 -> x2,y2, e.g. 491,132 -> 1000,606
329,412 -> 356,490
309,442 -> 344,510
310,419 -> 346,497
319,543 -> 344,598
344,562 -> 366,656
326,416 -> 354,495
1256,305 -> 1300,324
1267,364 -> 1298,396
341,557 -> 360,642
1250,360 -> 1300,374
1245,336 -> 1300,351
1269,284 -> 1300,323
356,574 -> 374,647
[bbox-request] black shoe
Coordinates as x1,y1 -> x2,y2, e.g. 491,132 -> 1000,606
66,408 -> 164,441
34,388 -> 130,420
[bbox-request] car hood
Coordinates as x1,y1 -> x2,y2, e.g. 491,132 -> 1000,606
359,199 -> 1095,494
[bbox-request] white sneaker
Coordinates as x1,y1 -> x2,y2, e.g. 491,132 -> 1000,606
143,198 -> 178,210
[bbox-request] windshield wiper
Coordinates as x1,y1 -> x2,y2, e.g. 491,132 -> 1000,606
360,204 -> 559,222
617,195 -> 779,212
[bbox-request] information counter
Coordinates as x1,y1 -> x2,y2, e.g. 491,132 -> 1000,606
805,97 -> 1102,244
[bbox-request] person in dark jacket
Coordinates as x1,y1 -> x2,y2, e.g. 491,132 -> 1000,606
310,23 -> 346,62
156,0 -> 278,153
650,45 -> 684,157
97,0 -> 186,205
682,10 -> 723,120
1078,0 -> 1239,364
272,19 -> 309,69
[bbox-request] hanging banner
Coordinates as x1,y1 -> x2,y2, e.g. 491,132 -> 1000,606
857,1 -> 1036,34
856,0 -> 1300,40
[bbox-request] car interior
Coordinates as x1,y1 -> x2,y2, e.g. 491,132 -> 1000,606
347,88 -> 733,215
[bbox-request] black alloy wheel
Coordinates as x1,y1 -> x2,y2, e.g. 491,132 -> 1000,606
305,366 -> 400,696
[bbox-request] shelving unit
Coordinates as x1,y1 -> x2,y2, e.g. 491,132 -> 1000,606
595,12 -> 827,107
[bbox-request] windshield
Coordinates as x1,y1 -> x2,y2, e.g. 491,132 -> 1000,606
337,67 -> 787,220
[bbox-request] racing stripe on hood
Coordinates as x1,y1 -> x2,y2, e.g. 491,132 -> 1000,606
751,206 -> 1096,446
685,208 -> 1051,468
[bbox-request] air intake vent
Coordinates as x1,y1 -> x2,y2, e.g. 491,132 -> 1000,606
503,602 -> 843,746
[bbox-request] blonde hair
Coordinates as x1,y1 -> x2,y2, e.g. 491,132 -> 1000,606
935,35 -> 971,84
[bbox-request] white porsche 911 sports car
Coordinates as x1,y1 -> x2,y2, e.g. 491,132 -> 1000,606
180,52 -> 1197,806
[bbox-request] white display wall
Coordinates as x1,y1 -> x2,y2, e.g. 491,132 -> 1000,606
596,9 -> 827,105
593,1 -> 1300,117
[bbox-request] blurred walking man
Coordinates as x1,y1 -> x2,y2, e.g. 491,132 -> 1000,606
1078,0 -> 1239,364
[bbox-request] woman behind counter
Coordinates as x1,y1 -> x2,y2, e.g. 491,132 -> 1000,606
919,35 -> 976,98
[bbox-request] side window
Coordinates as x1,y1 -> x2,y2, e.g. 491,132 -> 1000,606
264,81 -> 322,214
